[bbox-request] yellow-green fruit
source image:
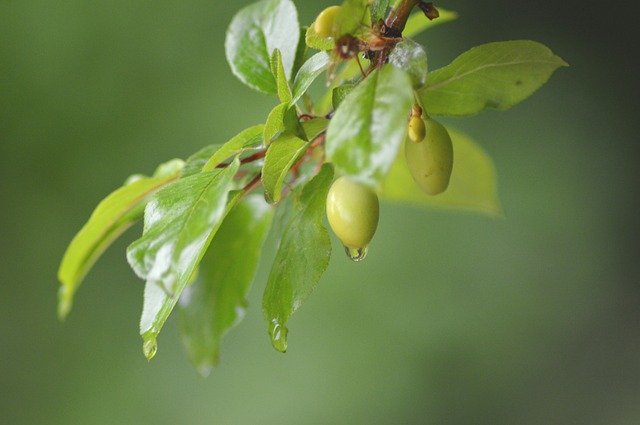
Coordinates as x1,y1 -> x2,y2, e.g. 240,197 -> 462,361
408,115 -> 426,143
313,5 -> 341,38
405,118 -> 454,195
326,176 -> 379,250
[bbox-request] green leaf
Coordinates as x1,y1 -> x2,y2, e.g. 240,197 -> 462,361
152,159 -> 186,178
332,83 -> 355,110
301,117 -> 329,141
202,125 -> 264,172
263,103 -> 303,145
403,8 -> 458,38
225,0 -> 300,94
291,27 -> 308,78
291,51 -> 331,106
419,40 -> 568,117
325,65 -> 413,185
261,133 -> 309,204
315,59 -> 368,115
182,145 -> 221,177
336,0 -> 368,36
381,127 -> 503,217
126,160 -> 240,359
262,163 -> 334,352
305,24 -> 335,51
57,159 -> 184,320
388,39 -> 428,89
270,49 -> 293,103
370,0 -> 390,22
178,195 -> 273,376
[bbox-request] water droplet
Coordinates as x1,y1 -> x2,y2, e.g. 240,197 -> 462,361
196,364 -> 213,379
142,335 -> 157,360
268,319 -> 288,353
344,246 -> 368,262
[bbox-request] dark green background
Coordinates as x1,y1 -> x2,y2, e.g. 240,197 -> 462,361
1,1 -> 638,423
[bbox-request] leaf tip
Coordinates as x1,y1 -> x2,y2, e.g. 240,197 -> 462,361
447,10 -> 459,20
487,204 -> 506,219
57,285 -> 73,321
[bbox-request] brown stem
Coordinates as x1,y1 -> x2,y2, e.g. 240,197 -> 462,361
299,113 -> 315,121
243,172 -> 262,193
216,150 -> 266,168
355,54 -> 367,78
240,150 -> 266,164
384,0 -> 420,35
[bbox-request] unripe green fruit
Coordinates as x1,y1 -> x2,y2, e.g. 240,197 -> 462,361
313,5 -> 341,38
326,176 -> 379,252
405,118 -> 454,195
408,115 -> 426,143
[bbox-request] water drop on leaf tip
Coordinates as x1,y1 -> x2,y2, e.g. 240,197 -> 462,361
143,336 -> 158,360
269,320 -> 288,353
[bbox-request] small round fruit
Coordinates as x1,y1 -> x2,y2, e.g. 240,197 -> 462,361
313,5 -> 341,38
405,118 -> 453,195
326,176 -> 379,250
408,115 -> 426,143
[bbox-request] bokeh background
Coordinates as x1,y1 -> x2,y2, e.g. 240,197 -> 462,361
1,1 -> 638,424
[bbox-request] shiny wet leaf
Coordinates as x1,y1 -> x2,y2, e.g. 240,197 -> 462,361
126,160 -> 240,358
178,195 -> 273,376
262,163 -> 334,352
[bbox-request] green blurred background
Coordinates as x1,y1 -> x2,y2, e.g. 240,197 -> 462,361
1,1 -> 638,423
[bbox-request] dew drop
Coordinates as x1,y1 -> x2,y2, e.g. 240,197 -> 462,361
268,319 -> 288,353
344,246 -> 368,262
142,335 -> 158,360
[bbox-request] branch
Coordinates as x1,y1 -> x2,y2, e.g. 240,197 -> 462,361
384,0 -> 420,35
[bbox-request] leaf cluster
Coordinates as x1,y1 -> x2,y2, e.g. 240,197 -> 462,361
58,0 -> 566,374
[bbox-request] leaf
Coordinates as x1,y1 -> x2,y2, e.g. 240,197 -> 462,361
381,127 -> 503,217
261,133 -> 309,204
325,65 -> 413,185
201,125 -> 264,172
225,0 -> 300,94
332,83 -> 355,109
315,59 -> 367,115
388,39 -> 428,89
301,117 -> 329,141
178,195 -> 273,376
335,0 -> 369,37
263,103 -> 304,146
126,160 -> 240,359
291,51 -> 331,106
153,159 -> 186,178
305,24 -> 335,51
57,159 -> 184,320
403,8 -> 458,38
370,0 -> 390,22
182,144 -> 221,177
270,49 -> 293,103
291,27 -> 308,78
419,40 -> 568,117
262,163 -> 334,352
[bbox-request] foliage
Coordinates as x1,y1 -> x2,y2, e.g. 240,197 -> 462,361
58,0 -> 566,375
